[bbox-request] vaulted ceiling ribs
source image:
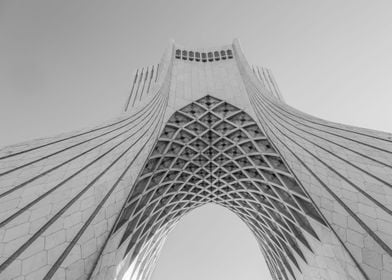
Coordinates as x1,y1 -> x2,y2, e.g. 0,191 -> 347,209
113,95 -> 328,280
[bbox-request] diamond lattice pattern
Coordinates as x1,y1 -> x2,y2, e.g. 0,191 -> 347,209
114,96 -> 327,280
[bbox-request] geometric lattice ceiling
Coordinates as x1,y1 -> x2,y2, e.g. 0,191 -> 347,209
114,95 -> 328,280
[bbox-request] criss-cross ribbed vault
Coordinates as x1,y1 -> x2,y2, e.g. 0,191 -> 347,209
113,96 -> 327,280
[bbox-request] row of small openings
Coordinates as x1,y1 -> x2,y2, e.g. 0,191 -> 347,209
175,49 -> 234,62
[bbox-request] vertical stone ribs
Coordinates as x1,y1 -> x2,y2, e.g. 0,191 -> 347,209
125,65 -> 160,111
114,95 -> 328,280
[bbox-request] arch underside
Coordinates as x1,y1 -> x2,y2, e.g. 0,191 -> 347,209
114,96 -> 328,280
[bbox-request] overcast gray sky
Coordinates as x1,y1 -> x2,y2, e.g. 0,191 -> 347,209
1,1 -> 392,279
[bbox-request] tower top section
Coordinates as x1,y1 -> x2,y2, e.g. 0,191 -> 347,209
124,39 -> 284,112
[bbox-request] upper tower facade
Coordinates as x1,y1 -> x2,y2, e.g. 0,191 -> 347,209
0,40 -> 392,280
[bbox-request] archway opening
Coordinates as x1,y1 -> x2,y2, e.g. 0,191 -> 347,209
150,204 -> 273,280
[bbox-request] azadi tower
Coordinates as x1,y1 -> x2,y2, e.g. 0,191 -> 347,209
0,40 -> 392,280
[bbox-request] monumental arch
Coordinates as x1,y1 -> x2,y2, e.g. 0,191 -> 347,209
0,40 -> 392,280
